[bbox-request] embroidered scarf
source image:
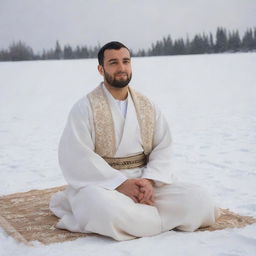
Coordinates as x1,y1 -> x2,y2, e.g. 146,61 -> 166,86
88,84 -> 155,157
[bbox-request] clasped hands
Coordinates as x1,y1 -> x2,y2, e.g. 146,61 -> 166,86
116,178 -> 155,206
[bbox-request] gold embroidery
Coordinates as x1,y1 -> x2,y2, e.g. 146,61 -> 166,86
88,84 -> 155,167
103,153 -> 148,170
88,85 -> 116,157
129,87 -> 155,155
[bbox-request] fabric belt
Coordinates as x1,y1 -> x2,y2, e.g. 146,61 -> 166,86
103,153 -> 147,170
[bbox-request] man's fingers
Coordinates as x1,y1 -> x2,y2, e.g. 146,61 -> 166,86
139,186 -> 154,203
144,187 -> 153,199
151,193 -> 155,202
140,199 -> 155,206
133,187 -> 140,195
140,187 -> 146,193
130,195 -> 139,203
138,192 -> 144,201
127,179 -> 155,205
144,201 -> 154,206
138,191 -> 153,205
134,179 -> 146,187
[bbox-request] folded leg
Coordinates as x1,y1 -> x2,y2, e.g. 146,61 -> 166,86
154,182 -> 219,232
51,185 -> 162,241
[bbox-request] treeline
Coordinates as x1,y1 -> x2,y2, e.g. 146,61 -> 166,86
0,41 -> 101,61
141,27 -> 256,56
0,27 -> 256,61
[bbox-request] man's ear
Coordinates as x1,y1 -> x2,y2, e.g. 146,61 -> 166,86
98,65 -> 104,76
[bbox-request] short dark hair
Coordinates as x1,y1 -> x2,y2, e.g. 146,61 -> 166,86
97,41 -> 130,66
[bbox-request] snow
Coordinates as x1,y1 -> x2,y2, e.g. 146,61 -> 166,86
0,53 -> 255,255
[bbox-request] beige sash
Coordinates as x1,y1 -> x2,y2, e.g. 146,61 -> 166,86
88,84 -> 155,160
103,153 -> 148,170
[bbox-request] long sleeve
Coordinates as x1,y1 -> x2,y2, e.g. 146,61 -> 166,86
142,104 -> 175,186
59,97 -> 127,190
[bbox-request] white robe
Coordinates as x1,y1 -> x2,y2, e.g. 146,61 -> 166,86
50,83 -> 219,240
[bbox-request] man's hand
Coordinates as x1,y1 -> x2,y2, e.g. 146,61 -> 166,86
116,178 -> 155,205
136,179 -> 155,206
116,179 -> 142,203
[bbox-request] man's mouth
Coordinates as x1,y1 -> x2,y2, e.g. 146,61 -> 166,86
116,72 -> 127,77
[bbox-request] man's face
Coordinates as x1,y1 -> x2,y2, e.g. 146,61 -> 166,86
98,48 -> 132,88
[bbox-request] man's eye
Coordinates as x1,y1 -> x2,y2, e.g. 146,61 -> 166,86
110,62 -> 117,65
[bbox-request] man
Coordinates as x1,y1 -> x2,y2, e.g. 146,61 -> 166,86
50,41 -> 219,241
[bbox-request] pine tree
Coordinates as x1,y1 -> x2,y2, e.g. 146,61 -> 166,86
242,28 -> 254,51
209,33 -> 214,53
150,40 -> 165,56
202,33 -> 211,53
253,27 -> 256,50
46,49 -> 55,59
185,35 -> 191,54
80,46 -> 89,58
63,45 -> 74,59
8,41 -> 34,61
75,46 -> 81,58
42,49 -> 47,60
173,39 -> 185,55
0,49 -> 10,61
215,27 -> 228,52
163,35 -> 173,55
137,49 -> 146,57
54,40 -> 62,59
228,30 -> 241,52
190,34 -> 208,54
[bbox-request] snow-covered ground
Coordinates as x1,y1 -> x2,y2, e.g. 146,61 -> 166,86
0,53 -> 255,255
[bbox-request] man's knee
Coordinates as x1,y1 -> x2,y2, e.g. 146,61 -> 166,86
77,185 -> 112,207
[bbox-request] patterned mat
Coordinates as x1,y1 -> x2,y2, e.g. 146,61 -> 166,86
0,186 -> 255,245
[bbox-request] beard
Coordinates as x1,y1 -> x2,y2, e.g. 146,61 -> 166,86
104,70 -> 132,88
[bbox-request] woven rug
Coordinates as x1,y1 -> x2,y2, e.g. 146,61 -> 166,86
0,186 -> 255,245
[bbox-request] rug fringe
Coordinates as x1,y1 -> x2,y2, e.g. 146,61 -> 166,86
0,215 -> 32,246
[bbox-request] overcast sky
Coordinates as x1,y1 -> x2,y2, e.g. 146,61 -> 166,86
0,0 -> 256,52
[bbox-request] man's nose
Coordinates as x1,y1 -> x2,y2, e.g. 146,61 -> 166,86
117,62 -> 125,71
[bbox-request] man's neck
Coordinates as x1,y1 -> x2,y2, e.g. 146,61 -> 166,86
103,82 -> 128,101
